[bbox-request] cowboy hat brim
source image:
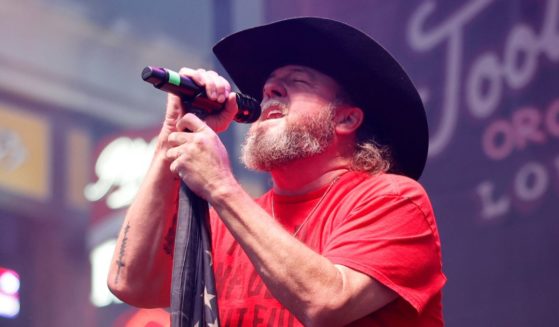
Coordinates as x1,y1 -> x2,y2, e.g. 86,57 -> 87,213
213,17 -> 428,180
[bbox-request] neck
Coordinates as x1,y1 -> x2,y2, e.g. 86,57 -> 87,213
270,152 -> 351,196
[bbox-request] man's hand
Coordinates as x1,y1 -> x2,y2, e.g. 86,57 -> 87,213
157,68 -> 239,154
166,113 -> 236,200
107,68 -> 239,308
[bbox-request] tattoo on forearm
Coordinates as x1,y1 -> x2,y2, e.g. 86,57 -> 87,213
163,215 -> 177,256
114,223 -> 130,284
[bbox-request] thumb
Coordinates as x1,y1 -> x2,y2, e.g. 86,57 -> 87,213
163,93 -> 185,126
176,113 -> 208,133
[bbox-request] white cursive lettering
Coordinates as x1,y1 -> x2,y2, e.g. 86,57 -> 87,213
408,0 -> 559,157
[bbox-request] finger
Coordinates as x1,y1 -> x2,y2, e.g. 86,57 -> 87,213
206,70 -> 230,103
204,92 -> 238,133
178,67 -> 205,87
197,69 -> 218,101
214,75 -> 231,104
176,113 -> 208,133
168,132 -> 189,146
165,147 -> 184,161
169,159 -> 185,179
224,92 -> 239,116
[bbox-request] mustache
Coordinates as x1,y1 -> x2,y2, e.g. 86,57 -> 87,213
260,99 -> 288,112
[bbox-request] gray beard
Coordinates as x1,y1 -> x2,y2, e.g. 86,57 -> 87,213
240,106 -> 335,171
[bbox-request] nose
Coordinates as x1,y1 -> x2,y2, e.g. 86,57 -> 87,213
262,79 -> 286,101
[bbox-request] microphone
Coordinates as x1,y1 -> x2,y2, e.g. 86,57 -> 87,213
141,66 -> 261,123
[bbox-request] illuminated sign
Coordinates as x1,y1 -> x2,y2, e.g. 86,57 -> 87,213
0,267 -> 20,319
0,105 -> 50,200
66,127 -> 92,210
84,136 -> 156,210
90,239 -> 122,307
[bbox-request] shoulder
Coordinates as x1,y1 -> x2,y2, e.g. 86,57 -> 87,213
341,171 -> 430,200
334,172 -> 435,222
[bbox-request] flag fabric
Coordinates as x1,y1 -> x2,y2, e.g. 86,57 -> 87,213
170,182 -> 220,327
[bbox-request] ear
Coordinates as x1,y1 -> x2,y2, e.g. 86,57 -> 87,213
334,106 -> 364,135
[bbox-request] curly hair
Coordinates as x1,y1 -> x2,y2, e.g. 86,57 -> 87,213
335,89 -> 392,174
351,139 -> 392,174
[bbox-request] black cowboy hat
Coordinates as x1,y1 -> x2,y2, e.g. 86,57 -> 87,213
213,17 -> 428,180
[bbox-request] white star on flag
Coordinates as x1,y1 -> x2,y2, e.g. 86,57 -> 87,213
203,286 -> 216,309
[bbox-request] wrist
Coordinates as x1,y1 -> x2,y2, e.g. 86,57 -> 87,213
155,128 -> 172,154
148,144 -> 179,186
208,176 -> 243,206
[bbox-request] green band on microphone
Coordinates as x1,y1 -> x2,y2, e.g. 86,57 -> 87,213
168,70 -> 181,86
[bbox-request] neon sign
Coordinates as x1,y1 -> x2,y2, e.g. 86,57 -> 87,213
0,267 -> 20,319
84,136 -> 157,209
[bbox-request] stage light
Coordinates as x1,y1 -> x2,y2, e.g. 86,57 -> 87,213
0,267 -> 20,319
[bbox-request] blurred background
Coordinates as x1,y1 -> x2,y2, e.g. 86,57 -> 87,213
0,0 -> 557,326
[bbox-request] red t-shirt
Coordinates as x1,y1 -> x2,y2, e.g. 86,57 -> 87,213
210,171 -> 446,326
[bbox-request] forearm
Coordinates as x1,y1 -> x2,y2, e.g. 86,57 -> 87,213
107,69 -> 234,307
210,183 -> 351,326
108,150 -> 179,308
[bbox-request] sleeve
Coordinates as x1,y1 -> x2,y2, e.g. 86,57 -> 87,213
323,193 -> 446,313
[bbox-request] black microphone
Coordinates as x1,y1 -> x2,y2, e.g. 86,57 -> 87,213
141,66 -> 261,123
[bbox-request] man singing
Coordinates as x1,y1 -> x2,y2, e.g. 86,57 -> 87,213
108,17 -> 446,326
